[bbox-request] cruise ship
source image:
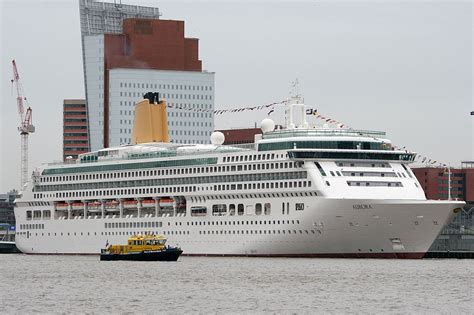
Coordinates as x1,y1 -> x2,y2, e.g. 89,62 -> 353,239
14,94 -> 464,258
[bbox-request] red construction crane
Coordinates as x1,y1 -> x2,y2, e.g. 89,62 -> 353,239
11,59 -> 35,187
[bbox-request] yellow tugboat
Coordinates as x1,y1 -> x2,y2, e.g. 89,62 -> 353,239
100,234 -> 182,261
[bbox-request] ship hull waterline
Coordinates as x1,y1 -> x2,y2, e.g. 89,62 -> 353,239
15,198 -> 462,259
100,248 -> 183,261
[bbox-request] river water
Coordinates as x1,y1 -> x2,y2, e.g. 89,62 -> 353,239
0,255 -> 472,314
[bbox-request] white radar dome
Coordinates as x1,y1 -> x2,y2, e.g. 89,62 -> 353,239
210,131 -> 225,145
261,118 -> 275,134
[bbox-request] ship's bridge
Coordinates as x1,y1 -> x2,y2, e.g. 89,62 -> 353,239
258,128 -> 392,152
257,129 -> 415,162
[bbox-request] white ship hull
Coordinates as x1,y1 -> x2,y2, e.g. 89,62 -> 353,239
14,98 -> 464,258
15,198 -> 462,258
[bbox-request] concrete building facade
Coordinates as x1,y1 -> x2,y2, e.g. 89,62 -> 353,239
109,69 -> 214,146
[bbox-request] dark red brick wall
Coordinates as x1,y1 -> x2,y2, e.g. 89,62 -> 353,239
465,169 -> 474,201
412,167 -> 473,202
218,128 -> 262,145
105,19 -> 202,72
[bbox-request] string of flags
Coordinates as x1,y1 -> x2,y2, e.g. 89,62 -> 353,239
308,109 -> 348,129
168,99 -> 347,128
165,100 -> 287,115
168,99 -> 446,167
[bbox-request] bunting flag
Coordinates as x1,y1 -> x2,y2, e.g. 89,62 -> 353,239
306,109 -> 318,115
164,100 -> 287,116
312,113 -> 350,129
168,98 -> 450,168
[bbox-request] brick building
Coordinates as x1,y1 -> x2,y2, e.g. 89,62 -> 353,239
413,162 -> 474,254
63,99 -> 89,160
412,162 -> 474,202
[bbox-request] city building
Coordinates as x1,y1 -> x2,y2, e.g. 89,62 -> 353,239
79,0 -> 214,150
63,99 -> 89,160
412,162 -> 474,202
0,190 -> 18,226
0,190 -> 19,249
412,162 -> 474,254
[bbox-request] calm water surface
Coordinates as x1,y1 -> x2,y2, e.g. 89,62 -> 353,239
0,255 -> 472,314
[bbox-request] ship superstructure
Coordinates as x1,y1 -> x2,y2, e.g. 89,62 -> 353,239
14,96 -> 464,257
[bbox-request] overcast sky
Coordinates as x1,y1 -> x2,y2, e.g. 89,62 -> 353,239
0,0 -> 472,192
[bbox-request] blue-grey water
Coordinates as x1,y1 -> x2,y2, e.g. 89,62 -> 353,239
0,255 -> 472,314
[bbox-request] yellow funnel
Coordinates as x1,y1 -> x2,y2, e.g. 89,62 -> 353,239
132,98 -> 169,144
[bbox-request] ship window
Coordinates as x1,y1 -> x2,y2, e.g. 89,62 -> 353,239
255,203 -> 262,215
264,203 -> 271,215
314,162 -> 326,176
212,204 -> 227,216
237,204 -> 244,215
229,204 -> 236,216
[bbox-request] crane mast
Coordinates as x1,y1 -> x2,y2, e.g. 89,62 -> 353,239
11,60 -> 35,187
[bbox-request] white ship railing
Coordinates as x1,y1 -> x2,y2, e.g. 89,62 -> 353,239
262,129 -> 386,139
46,143 -> 256,166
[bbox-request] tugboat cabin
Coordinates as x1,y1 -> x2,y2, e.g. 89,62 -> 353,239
107,234 -> 167,254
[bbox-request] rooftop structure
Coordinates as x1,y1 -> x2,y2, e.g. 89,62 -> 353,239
218,128 -> 262,145
79,0 -> 161,35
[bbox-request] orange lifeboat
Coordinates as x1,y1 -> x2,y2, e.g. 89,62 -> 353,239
105,201 -> 119,209
159,198 -> 175,208
72,202 -> 84,210
123,200 -> 138,209
142,199 -> 156,208
56,202 -> 68,210
88,201 -> 102,210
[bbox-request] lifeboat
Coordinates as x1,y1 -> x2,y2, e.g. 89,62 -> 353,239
72,202 -> 84,210
159,198 -> 175,208
123,200 -> 138,209
142,199 -> 156,208
100,234 -> 182,261
88,201 -> 102,210
56,203 -> 68,210
105,201 -> 119,209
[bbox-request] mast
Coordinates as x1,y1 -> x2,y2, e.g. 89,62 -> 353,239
448,164 -> 451,200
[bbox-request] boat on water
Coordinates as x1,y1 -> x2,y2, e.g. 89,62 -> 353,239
100,234 -> 182,261
0,223 -> 20,253
13,94 -> 464,258
0,241 -> 21,254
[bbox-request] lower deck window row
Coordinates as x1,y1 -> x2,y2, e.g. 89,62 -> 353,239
347,181 -> 403,187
